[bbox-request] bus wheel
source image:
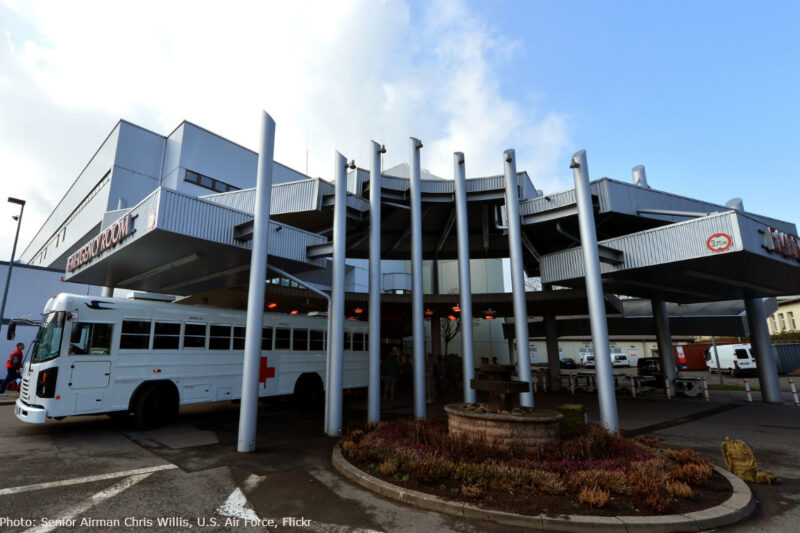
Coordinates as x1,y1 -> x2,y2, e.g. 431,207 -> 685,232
107,410 -> 129,419
134,384 -> 179,429
294,374 -> 324,412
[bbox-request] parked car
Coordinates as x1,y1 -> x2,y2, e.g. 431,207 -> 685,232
705,343 -> 757,376
560,358 -> 577,369
580,354 -> 595,368
612,354 -> 631,368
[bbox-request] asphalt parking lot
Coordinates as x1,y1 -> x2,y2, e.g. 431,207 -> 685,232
0,383 -> 798,533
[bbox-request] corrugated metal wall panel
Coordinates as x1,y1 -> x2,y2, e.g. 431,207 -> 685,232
775,343 -> 800,373
157,190 -> 325,266
100,208 -> 131,230
541,211 -> 743,283
202,180 -> 321,215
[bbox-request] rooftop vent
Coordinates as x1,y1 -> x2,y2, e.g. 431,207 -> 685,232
632,165 -> 650,188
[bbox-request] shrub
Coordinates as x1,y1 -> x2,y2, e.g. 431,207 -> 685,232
579,485 -> 610,508
379,457 -> 398,476
662,448 -> 705,465
665,480 -> 693,499
529,469 -> 567,495
672,463 -> 713,485
461,484 -> 482,498
632,435 -> 659,449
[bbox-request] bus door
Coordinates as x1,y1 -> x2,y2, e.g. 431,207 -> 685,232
67,322 -> 114,411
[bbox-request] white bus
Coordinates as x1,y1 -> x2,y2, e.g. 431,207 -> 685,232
11,293 -> 369,428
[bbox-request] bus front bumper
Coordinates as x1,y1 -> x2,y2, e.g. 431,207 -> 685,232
15,399 -> 47,424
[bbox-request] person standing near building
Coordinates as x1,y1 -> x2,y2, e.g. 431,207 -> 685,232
0,343 -> 24,396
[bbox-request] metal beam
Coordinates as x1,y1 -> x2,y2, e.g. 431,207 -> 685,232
410,137 -> 426,419
453,152 -> 476,404
571,149 -> 619,433
684,270 -> 783,295
503,149 -> 534,407
326,152 -> 351,436
368,141 -> 384,424
238,111 -> 275,453
435,207 -> 457,257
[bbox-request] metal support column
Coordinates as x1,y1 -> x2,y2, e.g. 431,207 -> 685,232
744,297 -> 783,403
368,141 -> 384,424
652,300 -> 677,387
570,150 -> 619,433
409,137 -> 426,419
237,111 -> 276,453
503,149 -> 534,407
544,313 -> 561,392
327,152 -> 350,435
711,335 -> 723,385
101,287 -> 113,298
453,152 -> 476,403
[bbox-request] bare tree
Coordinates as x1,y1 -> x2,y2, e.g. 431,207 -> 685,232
441,316 -> 461,356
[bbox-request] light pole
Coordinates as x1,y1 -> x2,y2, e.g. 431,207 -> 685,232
0,197 -> 25,333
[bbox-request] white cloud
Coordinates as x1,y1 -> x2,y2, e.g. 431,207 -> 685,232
0,0 -> 572,256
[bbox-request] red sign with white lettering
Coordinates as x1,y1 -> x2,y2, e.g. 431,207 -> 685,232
766,227 -> 800,259
706,233 -> 733,253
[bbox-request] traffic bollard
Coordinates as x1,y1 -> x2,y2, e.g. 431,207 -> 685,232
702,377 -> 710,401
665,377 -> 672,400
744,379 -> 753,404
790,378 -> 799,407
569,374 -> 575,395
542,374 -> 548,394
631,377 -> 637,398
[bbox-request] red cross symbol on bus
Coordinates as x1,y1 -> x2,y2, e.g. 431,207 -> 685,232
259,356 -> 276,387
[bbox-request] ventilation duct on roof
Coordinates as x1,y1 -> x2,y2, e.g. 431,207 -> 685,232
632,165 -> 650,188
725,198 -> 745,212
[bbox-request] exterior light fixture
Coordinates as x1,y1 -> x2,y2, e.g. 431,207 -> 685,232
267,302 -> 278,309
483,308 -> 496,320
290,310 -> 299,315
447,315 -> 457,321
424,308 -> 433,316
452,305 -> 461,313
354,307 -> 363,314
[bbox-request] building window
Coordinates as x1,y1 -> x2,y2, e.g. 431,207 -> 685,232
790,312 -> 797,331
770,316 -> 778,333
779,313 -> 787,331
184,169 -> 239,194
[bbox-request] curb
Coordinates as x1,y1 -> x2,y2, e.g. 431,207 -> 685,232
332,445 -> 754,532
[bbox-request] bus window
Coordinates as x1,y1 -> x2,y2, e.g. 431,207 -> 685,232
344,331 -> 353,351
293,329 -> 309,351
183,323 -> 207,349
364,333 -> 369,351
153,322 -> 180,350
353,332 -> 364,351
209,325 -> 232,350
309,330 -> 324,351
69,323 -> 113,355
233,327 -> 246,350
121,320 -> 151,350
261,327 -> 273,350
275,328 -> 291,350
32,312 -> 66,363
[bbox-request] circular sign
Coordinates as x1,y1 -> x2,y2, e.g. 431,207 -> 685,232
707,233 -> 733,252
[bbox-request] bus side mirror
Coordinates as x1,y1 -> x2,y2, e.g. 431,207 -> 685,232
6,322 -> 15,340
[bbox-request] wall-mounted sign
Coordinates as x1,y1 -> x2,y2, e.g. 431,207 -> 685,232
764,227 -> 800,259
706,233 -> 733,253
67,214 -> 134,272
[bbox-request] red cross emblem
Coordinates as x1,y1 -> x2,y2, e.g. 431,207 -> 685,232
259,356 -> 276,387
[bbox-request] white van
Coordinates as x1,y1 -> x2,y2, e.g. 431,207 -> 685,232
580,353 -> 595,368
612,353 -> 631,368
705,344 -> 757,376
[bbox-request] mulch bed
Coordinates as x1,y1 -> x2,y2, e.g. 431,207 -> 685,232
341,418 -> 733,517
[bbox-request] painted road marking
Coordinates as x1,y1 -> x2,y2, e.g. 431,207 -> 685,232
22,473 -> 152,533
0,464 -> 177,496
216,487 -> 260,522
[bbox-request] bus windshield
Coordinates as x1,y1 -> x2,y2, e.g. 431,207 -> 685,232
31,312 -> 66,364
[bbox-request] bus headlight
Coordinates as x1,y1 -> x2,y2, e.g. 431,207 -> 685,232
36,368 -> 58,398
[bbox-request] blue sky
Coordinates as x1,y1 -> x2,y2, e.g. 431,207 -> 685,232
0,0 -> 798,254
467,0 -> 800,221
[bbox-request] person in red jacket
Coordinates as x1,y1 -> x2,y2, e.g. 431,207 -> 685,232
0,343 -> 24,396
